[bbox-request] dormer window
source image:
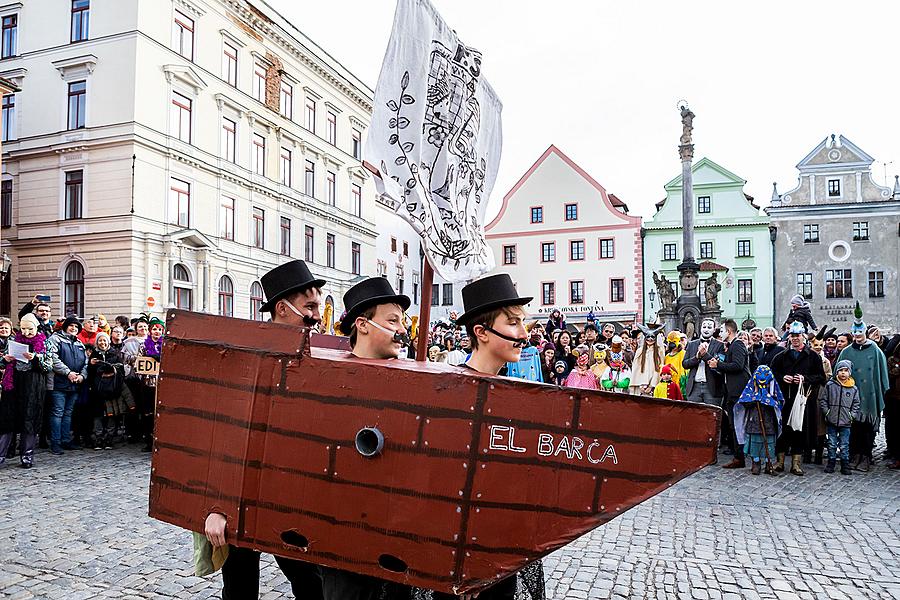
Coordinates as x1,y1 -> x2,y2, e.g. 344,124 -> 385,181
828,178 -> 841,198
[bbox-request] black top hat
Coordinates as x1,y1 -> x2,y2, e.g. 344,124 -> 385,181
338,277 -> 410,332
260,260 -> 326,313
456,273 -> 532,327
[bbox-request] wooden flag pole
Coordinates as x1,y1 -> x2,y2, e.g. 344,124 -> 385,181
416,258 -> 435,362
362,160 -> 434,363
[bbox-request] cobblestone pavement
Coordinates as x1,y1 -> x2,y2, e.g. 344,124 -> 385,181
1,439 -> 898,600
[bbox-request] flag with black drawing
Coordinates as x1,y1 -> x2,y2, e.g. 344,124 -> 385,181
366,0 -> 503,282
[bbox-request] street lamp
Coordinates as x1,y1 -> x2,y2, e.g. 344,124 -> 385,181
0,251 -> 10,281
648,288 -> 656,321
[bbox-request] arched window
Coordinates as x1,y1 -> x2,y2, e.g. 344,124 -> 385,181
249,281 -> 264,321
218,275 -> 234,317
173,264 -> 192,310
64,261 -> 84,317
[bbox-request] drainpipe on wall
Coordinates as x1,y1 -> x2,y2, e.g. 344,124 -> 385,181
769,225 -> 777,328
640,227 -> 646,322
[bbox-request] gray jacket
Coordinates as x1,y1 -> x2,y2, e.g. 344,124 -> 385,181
818,379 -> 860,428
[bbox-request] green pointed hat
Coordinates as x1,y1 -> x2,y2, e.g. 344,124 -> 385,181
850,301 -> 866,334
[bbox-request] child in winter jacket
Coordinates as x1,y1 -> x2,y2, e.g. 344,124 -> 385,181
88,332 -> 135,449
818,359 -> 860,475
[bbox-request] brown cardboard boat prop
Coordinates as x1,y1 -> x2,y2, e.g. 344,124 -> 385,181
149,310 -> 721,595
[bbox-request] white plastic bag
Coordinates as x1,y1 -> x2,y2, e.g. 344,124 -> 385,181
787,384 -> 808,431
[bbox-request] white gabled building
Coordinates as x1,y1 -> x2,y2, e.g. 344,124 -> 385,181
0,0 -> 382,327
485,145 -> 643,326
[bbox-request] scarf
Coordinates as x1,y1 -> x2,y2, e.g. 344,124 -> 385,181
143,335 -> 162,359
3,332 -> 46,391
839,376 -> 856,388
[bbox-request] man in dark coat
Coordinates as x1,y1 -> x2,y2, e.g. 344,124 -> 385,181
711,320 -> 751,469
770,322 -> 827,475
682,318 -> 725,407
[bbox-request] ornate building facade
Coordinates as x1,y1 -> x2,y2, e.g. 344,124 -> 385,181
485,145 -> 642,326
643,157 -> 773,328
769,134 -> 899,333
1,0 -> 379,323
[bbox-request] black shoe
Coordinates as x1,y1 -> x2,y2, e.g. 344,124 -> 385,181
50,444 -> 64,455
104,445 -> 113,450
20,461 -> 32,469
61,442 -> 82,450
840,460 -> 852,475
824,460 -> 835,474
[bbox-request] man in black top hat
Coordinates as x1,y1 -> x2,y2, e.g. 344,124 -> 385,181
204,259 -> 326,600
320,277 -> 412,600
433,273 -> 543,600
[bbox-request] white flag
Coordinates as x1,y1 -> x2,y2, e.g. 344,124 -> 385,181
367,0 -> 502,283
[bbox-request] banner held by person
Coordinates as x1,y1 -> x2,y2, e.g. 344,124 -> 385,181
366,0 -> 503,282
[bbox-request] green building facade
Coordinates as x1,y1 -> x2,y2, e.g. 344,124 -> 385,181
643,158 -> 774,328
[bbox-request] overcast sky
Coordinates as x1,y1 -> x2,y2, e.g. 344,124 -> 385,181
271,0 -> 900,221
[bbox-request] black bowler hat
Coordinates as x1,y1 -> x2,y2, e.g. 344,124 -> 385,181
456,273 -> 532,327
260,260 -> 326,313
338,277 -> 410,333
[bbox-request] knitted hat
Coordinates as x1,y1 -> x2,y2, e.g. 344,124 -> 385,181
850,301 -> 866,335
95,332 -> 110,345
789,294 -> 805,306
554,360 -> 568,370
835,359 -> 853,373
61,315 -> 82,333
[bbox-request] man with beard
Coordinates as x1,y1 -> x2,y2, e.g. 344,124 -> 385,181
751,327 -> 785,371
770,321 -> 826,475
320,277 -> 413,600
683,318 -> 725,407
711,320 -> 751,469
203,260 -> 326,600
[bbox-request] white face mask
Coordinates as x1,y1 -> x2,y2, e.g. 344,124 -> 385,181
700,320 -> 716,339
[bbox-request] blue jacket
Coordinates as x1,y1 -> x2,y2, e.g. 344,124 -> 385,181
47,332 -> 88,392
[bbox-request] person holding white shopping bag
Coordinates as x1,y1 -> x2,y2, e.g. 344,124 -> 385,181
770,322 -> 827,475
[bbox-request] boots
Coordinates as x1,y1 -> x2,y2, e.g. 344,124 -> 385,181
856,455 -> 871,472
840,460 -> 852,475
824,459 -> 836,474
790,454 -> 804,476
751,461 -> 761,475
774,453 -> 785,472
722,457 -> 745,469
765,461 -> 776,475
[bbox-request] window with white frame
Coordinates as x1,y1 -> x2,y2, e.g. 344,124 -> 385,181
305,160 -> 315,196
71,0 -> 90,43
796,272 -> 812,300
825,269 -> 852,299
541,242 -> 555,262
326,233 -> 335,268
171,92 -> 192,143
699,241 -> 714,259
697,196 -> 711,214
803,223 -> 819,243
280,81 -> 293,119
250,281 -> 264,320
869,271 -> 884,298
351,183 -> 361,216
172,10 -> 194,60
610,278 -> 625,303
599,238 -> 614,259
173,264 -> 192,310
280,216 -> 291,256
503,245 -> 516,265
169,178 -> 190,227
570,240 -> 585,261
64,261 -> 84,317
852,221 -> 869,241
737,239 -> 751,257
253,63 -> 266,102
218,275 -> 233,317
222,41 -> 238,86
737,279 -> 753,304
252,133 -> 265,175
2,94 -> 14,142
570,280 -> 584,304
305,225 -> 314,262
326,171 -> 336,206
305,97 -> 316,132
542,282 -> 555,306
67,81 -> 86,130
220,196 -> 234,240
280,147 -> 292,187
65,170 -> 83,220
221,117 -> 236,162
1,13 -> 17,58
663,243 -> 677,261
351,242 -> 361,275
252,207 -> 265,249
326,111 -> 337,145
351,128 -> 361,159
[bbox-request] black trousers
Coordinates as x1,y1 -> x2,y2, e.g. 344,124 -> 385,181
775,425 -> 804,455
320,567 -> 410,600
722,396 -> 744,460
850,421 -> 876,460
433,575 -> 517,600
221,545 -> 324,600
